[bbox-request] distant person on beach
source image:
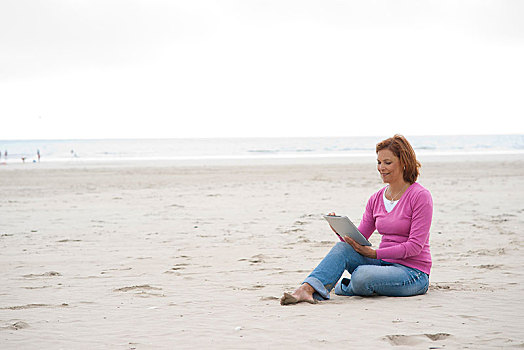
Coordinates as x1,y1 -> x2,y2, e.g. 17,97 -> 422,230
281,134 -> 433,305
37,149 -> 40,162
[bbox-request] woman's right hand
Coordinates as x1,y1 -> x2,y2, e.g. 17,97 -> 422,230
327,212 -> 337,233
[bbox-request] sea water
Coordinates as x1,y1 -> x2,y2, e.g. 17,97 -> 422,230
0,135 -> 522,164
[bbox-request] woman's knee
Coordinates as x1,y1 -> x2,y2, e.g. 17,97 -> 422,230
330,242 -> 367,273
350,266 -> 375,296
332,241 -> 358,256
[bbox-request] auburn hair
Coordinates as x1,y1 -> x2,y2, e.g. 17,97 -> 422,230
376,134 -> 421,184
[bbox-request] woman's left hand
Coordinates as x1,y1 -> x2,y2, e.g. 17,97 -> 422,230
343,236 -> 377,259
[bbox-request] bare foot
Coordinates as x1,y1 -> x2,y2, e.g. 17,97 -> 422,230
280,283 -> 318,305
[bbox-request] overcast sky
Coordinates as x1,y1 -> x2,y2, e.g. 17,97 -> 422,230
1,0 -> 523,139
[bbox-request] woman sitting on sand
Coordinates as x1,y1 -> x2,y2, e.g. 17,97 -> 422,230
281,134 -> 433,305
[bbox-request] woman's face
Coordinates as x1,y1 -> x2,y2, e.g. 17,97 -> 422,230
377,149 -> 403,184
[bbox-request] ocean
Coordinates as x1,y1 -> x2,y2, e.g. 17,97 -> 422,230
0,135 -> 523,165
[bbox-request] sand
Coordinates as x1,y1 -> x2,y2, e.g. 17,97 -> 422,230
1,155 -> 523,349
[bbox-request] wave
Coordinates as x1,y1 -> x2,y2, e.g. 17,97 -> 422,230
247,149 -> 279,153
1,135 -> 522,164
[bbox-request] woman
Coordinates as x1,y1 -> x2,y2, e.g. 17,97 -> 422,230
281,134 -> 432,305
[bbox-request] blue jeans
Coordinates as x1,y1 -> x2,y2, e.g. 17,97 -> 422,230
303,242 -> 429,300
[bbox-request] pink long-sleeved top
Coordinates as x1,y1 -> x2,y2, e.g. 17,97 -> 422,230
358,182 -> 433,275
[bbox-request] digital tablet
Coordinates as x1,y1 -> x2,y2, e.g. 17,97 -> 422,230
323,215 -> 372,246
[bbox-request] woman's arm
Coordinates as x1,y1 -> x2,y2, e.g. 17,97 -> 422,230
357,195 -> 377,239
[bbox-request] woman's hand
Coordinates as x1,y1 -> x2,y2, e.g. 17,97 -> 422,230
327,212 -> 337,233
343,236 -> 377,259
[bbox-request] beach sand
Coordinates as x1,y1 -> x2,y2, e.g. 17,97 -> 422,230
1,156 -> 523,349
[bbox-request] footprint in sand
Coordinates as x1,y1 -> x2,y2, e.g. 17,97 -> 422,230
383,333 -> 452,346
474,264 -> 503,270
21,285 -> 52,290
164,263 -> 190,274
429,282 -> 495,292
0,321 -> 30,331
282,228 -> 305,234
22,271 -> 61,278
1,303 -> 68,310
237,284 -> 266,291
113,284 -> 161,292
467,248 -> 506,256
169,263 -> 189,270
238,254 -> 267,264
113,285 -> 165,297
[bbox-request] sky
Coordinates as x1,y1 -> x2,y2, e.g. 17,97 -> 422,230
1,0 -> 523,140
